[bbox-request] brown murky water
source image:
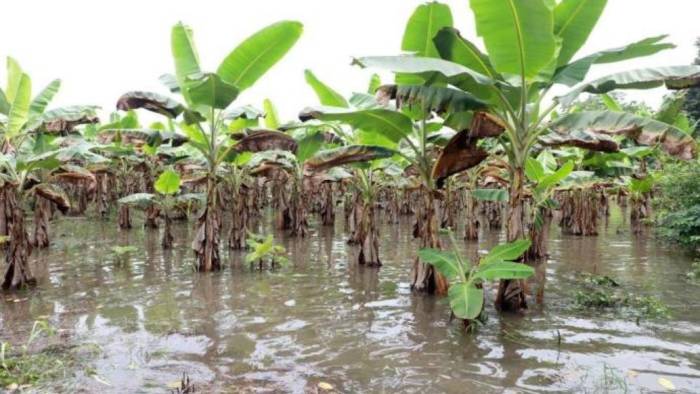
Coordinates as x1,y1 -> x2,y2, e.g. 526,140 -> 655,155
1,206 -> 699,393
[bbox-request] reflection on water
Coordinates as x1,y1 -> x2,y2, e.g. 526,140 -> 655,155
1,206 -> 699,393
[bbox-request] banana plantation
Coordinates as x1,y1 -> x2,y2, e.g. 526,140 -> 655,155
1,0 -> 699,392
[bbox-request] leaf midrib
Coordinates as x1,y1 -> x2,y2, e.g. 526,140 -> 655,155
454,35 -> 494,78
364,111 -> 410,141
231,34 -> 285,89
505,0 -> 527,78
557,0 -> 589,37
424,4 -> 435,56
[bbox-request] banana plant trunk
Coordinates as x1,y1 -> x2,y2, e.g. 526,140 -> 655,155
483,201 -> 502,229
96,173 -> 110,218
320,183 -> 335,226
144,206 -> 160,229
118,205 -> 132,230
76,182 -> 89,215
3,189 -> 35,290
228,189 -> 248,250
616,189 -> 627,208
464,191 -> 479,241
496,167 -> 528,312
411,187 -> 448,295
118,173 -> 133,229
386,190 -> 399,224
526,207 -> 551,261
440,182 -> 457,230
560,189 -> 598,236
273,171 -> 292,230
193,178 -> 221,271
0,187 -> 11,238
399,189 -> 412,215
162,213 -> 174,249
347,191 -> 362,245
32,196 -> 51,248
289,177 -> 308,237
630,193 -> 651,234
358,199 -> 381,267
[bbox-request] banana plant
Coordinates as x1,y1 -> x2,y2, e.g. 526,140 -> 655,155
238,129 -> 394,238
303,85 -> 498,293
97,110 -> 189,228
524,157 -> 574,259
419,231 -> 533,328
461,159 -> 509,241
341,0 -> 699,312
626,174 -> 656,233
245,233 -> 288,270
116,21 -> 303,271
301,70 -> 398,266
0,57 -> 99,154
302,3 -> 509,294
118,169 -> 202,249
0,58 -> 100,289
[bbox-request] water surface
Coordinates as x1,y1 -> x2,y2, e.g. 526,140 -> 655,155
1,206 -> 699,393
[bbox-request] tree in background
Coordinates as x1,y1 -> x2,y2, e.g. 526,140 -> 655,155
683,38 -> 700,134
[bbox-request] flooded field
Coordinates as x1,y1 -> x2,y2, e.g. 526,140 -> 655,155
1,206 -> 698,393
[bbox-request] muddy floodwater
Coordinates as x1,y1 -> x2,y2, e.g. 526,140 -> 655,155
1,206 -> 699,393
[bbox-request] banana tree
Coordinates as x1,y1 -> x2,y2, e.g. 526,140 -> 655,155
97,110 -> 189,229
0,58 -> 100,289
461,159 -> 509,240
119,169 -> 202,249
237,128 -> 393,240
116,21 -> 303,271
304,86 -> 494,292
301,69 -> 401,266
523,158 -> 574,259
563,92 -> 694,226
344,0 -> 699,311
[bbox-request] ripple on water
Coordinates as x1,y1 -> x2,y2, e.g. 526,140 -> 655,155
0,209 -> 698,393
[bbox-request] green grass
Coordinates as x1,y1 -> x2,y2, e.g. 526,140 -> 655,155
572,273 -> 670,319
0,321 -> 98,390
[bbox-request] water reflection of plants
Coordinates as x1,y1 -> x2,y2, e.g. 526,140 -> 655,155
0,0 -> 695,361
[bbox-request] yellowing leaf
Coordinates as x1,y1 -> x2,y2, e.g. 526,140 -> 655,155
317,382 -> 334,390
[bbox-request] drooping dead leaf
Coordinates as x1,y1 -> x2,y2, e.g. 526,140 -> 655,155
234,130 -> 298,153
34,183 -> 71,214
116,91 -> 184,118
539,130 -> 620,153
45,115 -> 99,134
469,112 -> 506,138
304,145 -> 394,173
376,84 -> 487,115
432,130 -> 489,188
52,165 -> 96,184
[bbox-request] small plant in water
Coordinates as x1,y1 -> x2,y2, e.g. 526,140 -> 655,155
0,320 -> 86,390
110,246 -> 138,265
119,169 -> 202,249
245,233 -> 288,270
687,261 -> 700,280
170,372 -> 195,394
419,230 -> 534,329
596,363 -> 629,394
573,273 -> 670,319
